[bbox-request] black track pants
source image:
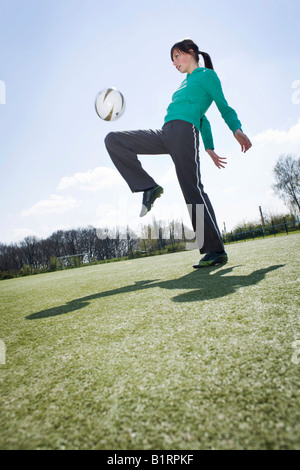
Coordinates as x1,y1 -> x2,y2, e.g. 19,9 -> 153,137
104,120 -> 224,254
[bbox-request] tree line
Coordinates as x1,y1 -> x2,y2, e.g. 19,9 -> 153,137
1,154 -> 299,280
0,220 -> 190,280
223,211 -> 299,244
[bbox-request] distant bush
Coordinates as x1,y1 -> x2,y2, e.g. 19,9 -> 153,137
0,271 -> 15,280
49,256 -> 58,272
18,265 -> 31,277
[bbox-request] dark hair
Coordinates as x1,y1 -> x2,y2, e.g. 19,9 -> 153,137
170,38 -> 214,70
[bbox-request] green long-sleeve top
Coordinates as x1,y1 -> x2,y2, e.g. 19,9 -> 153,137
164,67 -> 242,150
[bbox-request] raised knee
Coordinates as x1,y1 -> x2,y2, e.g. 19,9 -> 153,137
104,132 -> 116,149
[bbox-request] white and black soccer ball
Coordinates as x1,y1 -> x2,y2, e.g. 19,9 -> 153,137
95,87 -> 126,121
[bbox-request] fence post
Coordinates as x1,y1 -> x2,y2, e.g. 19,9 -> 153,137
285,223 -> 288,235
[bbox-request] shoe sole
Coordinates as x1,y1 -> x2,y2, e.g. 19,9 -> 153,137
193,256 -> 228,269
140,187 -> 164,217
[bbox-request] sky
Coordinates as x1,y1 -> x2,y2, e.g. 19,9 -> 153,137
0,0 -> 300,244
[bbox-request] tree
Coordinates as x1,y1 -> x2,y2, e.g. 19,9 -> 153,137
272,155 -> 300,212
20,236 -> 38,270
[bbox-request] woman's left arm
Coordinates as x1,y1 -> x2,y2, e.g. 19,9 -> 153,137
204,70 -> 252,152
233,129 -> 252,153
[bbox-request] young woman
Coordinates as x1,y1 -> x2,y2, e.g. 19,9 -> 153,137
105,38 -> 252,268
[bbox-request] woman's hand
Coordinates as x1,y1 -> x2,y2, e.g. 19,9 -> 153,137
206,149 -> 227,169
234,129 -> 252,153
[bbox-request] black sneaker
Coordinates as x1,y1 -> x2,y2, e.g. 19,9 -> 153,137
193,250 -> 228,268
139,185 -> 164,217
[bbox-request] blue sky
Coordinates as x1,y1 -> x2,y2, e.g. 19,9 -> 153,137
1,0 -> 300,243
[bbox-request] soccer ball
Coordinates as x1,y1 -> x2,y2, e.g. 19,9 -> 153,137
95,87 -> 126,121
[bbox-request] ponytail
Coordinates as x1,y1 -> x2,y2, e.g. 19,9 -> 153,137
198,51 -> 214,70
171,39 -> 214,70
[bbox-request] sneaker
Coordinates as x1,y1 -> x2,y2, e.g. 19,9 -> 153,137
139,185 -> 164,217
193,250 -> 228,268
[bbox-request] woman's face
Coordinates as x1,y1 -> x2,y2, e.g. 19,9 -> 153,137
172,49 -> 198,74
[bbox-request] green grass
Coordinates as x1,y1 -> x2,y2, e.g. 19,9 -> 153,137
0,234 -> 300,450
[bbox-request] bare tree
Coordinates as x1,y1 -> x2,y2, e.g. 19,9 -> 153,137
272,155 -> 300,212
20,236 -> 38,270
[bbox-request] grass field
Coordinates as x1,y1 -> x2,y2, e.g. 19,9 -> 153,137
0,234 -> 300,450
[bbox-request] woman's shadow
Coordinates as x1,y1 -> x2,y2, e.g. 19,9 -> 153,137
26,264 -> 284,320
